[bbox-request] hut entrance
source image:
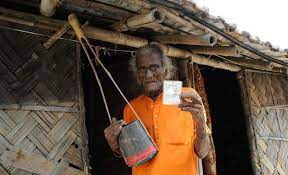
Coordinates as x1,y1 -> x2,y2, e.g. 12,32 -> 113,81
201,68 -> 253,175
81,47 -> 137,175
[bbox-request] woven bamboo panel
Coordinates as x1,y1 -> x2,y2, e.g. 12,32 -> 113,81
0,22 -> 87,174
239,71 -> 288,175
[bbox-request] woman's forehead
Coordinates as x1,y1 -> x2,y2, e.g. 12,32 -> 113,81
136,53 -> 162,66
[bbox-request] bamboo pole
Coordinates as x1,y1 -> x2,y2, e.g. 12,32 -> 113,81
240,48 -> 288,60
178,59 -> 191,87
111,8 -> 165,32
224,57 -> 272,68
0,8 -> 242,72
152,33 -> 217,46
43,22 -> 71,49
191,46 -> 242,57
40,0 -> 59,17
190,54 -> 241,72
1,8 -> 286,73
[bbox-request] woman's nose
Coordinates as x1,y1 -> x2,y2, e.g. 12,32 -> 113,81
145,69 -> 153,78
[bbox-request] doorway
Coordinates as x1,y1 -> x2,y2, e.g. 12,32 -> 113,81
81,48 -> 140,175
201,67 -> 253,175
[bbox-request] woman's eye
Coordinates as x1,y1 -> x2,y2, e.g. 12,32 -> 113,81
150,65 -> 159,71
137,67 -> 146,73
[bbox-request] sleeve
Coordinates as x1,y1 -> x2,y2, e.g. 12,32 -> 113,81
123,104 -> 133,124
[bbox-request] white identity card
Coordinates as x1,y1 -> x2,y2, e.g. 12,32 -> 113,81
163,80 -> 182,105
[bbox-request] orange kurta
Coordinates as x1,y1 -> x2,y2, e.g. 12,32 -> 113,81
123,88 -> 198,175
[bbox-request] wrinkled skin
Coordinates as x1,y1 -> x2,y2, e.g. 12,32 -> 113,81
104,53 -> 206,155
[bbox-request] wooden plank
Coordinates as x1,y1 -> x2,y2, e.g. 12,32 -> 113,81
1,150 -> 86,175
48,113 -> 78,142
0,104 -> 79,113
47,131 -> 77,161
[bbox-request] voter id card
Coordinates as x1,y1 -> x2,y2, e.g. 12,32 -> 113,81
163,80 -> 182,105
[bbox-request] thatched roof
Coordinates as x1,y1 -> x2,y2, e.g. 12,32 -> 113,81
0,0 -> 287,74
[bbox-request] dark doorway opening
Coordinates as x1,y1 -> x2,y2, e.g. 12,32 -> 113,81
201,67 -> 253,175
81,47 -> 140,175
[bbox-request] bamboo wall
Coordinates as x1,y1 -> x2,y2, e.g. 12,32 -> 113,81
238,71 -> 288,175
0,22 -> 88,175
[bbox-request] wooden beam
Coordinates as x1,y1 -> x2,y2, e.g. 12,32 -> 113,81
111,8 -> 165,32
189,54 -> 241,72
0,7 -> 245,72
191,46 -> 241,57
43,22 -> 71,49
40,0 -> 59,17
152,33 -> 217,46
224,57 -> 272,68
1,150 -> 85,175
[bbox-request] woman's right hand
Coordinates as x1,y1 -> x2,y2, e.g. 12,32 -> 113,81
104,117 -> 125,155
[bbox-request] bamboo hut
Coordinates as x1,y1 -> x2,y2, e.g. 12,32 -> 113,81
0,0 -> 287,175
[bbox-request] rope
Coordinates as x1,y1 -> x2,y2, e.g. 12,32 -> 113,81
80,38 -> 142,123
0,25 -> 135,54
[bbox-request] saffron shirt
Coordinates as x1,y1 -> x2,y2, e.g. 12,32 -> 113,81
123,88 -> 198,175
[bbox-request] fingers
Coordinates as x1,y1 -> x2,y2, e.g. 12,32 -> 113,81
113,125 -> 123,137
104,120 -> 125,138
112,117 -> 117,123
180,106 -> 202,113
104,118 -> 125,153
178,102 -> 202,108
180,91 -> 202,104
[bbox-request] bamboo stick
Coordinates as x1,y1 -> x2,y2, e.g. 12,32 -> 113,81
111,8 -> 165,32
0,8 -> 244,72
40,0 -> 59,17
190,54 -> 241,72
178,59 -> 191,87
191,46 -> 242,57
152,33 -> 217,46
240,48 -> 288,60
43,22 -> 71,49
224,57 -> 272,68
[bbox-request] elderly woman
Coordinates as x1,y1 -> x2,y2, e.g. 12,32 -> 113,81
104,44 -> 210,175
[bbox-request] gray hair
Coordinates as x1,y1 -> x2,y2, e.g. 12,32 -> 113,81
129,44 -> 175,83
